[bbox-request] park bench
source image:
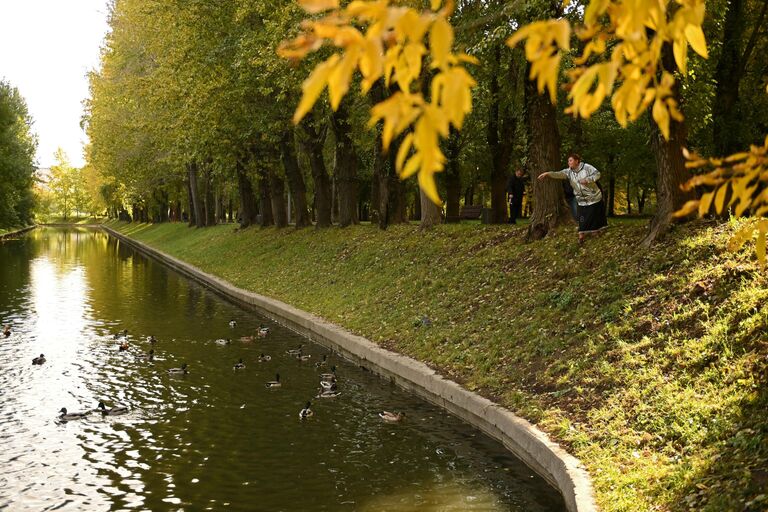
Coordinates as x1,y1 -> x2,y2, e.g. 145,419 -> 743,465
459,204 -> 483,220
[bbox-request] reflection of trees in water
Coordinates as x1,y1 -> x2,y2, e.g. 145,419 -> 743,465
0,234 -> 33,308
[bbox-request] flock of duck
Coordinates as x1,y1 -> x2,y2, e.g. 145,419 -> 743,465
13,319 -> 405,423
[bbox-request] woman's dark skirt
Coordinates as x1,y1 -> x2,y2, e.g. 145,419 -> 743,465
577,200 -> 608,234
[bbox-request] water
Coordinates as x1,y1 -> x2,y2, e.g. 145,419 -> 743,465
0,227 -> 565,511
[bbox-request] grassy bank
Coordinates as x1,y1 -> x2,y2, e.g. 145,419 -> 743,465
108,219 -> 767,512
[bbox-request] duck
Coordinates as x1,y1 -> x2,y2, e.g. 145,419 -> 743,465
257,325 -> 270,337
286,344 -> 303,356
32,354 -> 46,365
258,353 -> 272,362
316,389 -> 341,399
147,335 -> 157,344
239,335 -> 255,342
314,354 -> 328,368
295,350 -> 311,362
319,379 -> 337,392
136,349 -> 154,361
299,401 -> 314,419
229,320 -> 237,328
3,324 -> 11,337
234,358 -> 246,370
168,363 -> 189,375
266,373 -> 281,389
97,401 -> 129,416
379,411 -> 406,422
320,366 -> 337,381
58,407 -> 90,421
214,338 -> 232,346
118,341 -> 129,351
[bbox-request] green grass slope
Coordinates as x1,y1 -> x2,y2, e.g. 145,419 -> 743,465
109,219 -> 768,512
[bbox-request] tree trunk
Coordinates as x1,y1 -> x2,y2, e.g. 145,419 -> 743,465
487,44 -> 514,224
187,161 -> 204,228
280,130 -> 311,228
268,168 -> 288,228
641,44 -> 695,247
608,174 -> 616,217
236,158 -> 259,228
419,187 -> 442,229
257,168 -> 274,227
444,128 -> 462,222
524,69 -> 569,239
626,181 -> 632,215
329,102 -> 359,227
300,116 -> 333,228
203,172 -> 216,227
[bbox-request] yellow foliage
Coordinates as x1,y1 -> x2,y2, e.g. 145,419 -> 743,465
676,137 -> 768,266
279,0 -> 477,204
508,0 -> 708,138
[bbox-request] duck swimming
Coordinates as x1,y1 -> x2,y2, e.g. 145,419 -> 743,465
229,320 -> 237,328
97,401 -> 129,416
214,338 -> 232,346
320,366 -> 337,381
147,335 -> 157,344
266,373 -> 281,388
379,411 -> 406,422
258,353 -> 272,362
286,344 -> 303,356
234,358 -> 246,370
32,354 -> 46,365
314,354 -> 328,368
316,389 -> 341,399
319,379 -> 337,392
58,407 -> 90,421
136,349 -> 154,361
257,325 -> 270,338
168,363 -> 189,375
3,324 -> 10,337
118,341 -> 129,351
295,350 -> 311,362
299,401 -> 314,419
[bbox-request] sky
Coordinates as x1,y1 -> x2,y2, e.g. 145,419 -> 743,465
0,0 -> 110,168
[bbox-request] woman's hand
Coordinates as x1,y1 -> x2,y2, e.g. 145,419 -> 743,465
537,172 -> 549,181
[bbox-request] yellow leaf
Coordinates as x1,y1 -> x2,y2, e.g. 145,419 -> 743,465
673,199 -> 699,218
430,16 -> 453,69
299,0 -> 339,14
396,132 -> 414,172
401,153 -> 422,179
431,0 -> 442,10
293,54 -> 340,124
673,37 -> 686,74
328,48 -> 360,110
728,223 -> 756,252
395,10 -> 430,43
684,24 -> 708,59
652,98 -> 670,139
698,191 -> 713,216
714,183 -> 728,214
418,165 -> 442,205
756,229 -> 766,266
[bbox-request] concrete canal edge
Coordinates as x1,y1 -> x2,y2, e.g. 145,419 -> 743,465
0,225 -> 36,241
102,225 -> 598,512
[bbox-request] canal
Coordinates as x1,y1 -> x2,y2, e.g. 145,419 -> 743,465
0,227 -> 565,511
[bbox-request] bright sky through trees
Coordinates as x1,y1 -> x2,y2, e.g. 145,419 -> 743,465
0,0 -> 109,168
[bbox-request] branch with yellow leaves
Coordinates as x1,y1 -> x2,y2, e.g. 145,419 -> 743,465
674,136 -> 768,266
278,0 -> 478,204
506,0 -> 708,140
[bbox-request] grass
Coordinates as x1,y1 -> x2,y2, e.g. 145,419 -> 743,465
107,218 -> 768,512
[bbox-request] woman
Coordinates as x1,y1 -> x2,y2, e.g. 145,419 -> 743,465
538,153 -> 607,244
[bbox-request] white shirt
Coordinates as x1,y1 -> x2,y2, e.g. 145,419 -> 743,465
550,162 -> 602,206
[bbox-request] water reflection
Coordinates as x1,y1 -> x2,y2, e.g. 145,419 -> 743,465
0,228 -> 565,511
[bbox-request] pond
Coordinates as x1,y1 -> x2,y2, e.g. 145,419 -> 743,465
0,227 -> 565,511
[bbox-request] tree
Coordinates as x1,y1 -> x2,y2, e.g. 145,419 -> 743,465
0,80 -> 37,228
49,149 -> 77,221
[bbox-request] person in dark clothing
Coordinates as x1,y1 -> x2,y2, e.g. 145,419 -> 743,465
562,180 -> 578,221
506,168 -> 526,224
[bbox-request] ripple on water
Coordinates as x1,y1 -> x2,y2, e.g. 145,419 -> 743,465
0,228 -> 565,511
